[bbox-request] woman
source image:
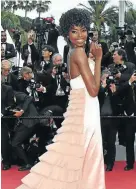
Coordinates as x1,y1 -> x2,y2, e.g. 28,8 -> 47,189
17,8 -> 105,189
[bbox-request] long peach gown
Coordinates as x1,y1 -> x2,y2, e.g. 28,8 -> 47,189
16,58 -> 105,189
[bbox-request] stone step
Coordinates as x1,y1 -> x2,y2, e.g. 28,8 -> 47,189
115,134 -> 136,161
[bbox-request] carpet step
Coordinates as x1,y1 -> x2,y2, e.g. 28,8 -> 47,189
115,134 -> 136,161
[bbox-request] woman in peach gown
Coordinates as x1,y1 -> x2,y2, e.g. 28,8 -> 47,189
16,8 -> 105,189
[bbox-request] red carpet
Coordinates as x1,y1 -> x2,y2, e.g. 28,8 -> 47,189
2,162 -> 136,189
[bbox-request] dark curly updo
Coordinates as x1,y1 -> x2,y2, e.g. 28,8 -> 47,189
59,8 -> 91,38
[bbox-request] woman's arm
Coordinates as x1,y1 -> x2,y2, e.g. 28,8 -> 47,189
73,43 -> 102,97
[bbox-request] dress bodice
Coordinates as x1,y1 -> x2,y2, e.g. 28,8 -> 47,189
70,58 -> 95,90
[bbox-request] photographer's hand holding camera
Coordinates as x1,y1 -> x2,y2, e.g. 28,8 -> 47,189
129,72 -> 136,85
100,71 -> 117,96
109,49 -> 135,84
36,84 -> 46,93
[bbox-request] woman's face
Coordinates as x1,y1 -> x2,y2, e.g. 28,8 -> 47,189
69,25 -> 87,47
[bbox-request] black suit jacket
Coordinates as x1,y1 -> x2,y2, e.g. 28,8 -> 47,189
98,86 -> 118,116
55,76 -> 70,95
37,60 -> 53,74
114,80 -> 136,115
124,41 -> 136,65
21,43 -> 39,68
3,43 -> 16,59
100,42 -> 109,56
108,62 -> 135,113
14,91 -> 39,128
2,73 -> 19,91
47,29 -> 59,52
63,45 -> 69,64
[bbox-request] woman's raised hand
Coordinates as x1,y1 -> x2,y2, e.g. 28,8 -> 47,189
90,42 -> 103,61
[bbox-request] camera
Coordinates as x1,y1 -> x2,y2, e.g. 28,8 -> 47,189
4,106 -> 21,116
29,79 -> 41,90
32,17 -> 55,33
106,64 -> 127,86
106,75 -> 117,86
53,63 -> 67,75
110,64 -> 127,75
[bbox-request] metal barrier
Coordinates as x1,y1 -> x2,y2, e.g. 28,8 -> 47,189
2,115 -> 136,119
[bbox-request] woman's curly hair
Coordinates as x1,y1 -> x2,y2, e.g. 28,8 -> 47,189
59,8 -> 91,38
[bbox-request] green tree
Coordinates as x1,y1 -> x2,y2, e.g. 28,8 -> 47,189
1,11 -> 33,46
125,8 -> 136,33
17,1 -> 34,18
1,1 -> 18,13
36,0 -> 51,18
79,0 -> 118,37
1,11 -> 20,30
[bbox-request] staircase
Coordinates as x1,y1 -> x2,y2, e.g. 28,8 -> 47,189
116,134 -> 136,161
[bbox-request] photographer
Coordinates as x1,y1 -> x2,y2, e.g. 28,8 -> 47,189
108,49 -> 135,102
11,91 -> 39,171
46,21 -> 59,53
108,49 -> 135,146
1,31 -> 16,60
1,60 -> 19,91
99,70 -> 118,171
52,53 -> 70,111
37,45 -> 55,74
90,29 -> 108,56
21,33 -> 39,70
19,66 -> 57,110
118,73 -> 136,170
101,42 -> 119,68
124,30 -> 136,65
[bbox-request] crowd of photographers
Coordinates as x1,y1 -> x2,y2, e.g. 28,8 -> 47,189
1,28 -> 136,172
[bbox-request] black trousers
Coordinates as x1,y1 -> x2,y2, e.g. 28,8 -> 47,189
1,123 -> 11,165
11,123 -> 34,165
101,119 -> 117,166
125,119 -> 136,167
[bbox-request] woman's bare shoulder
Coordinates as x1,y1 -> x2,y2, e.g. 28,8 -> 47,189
72,47 -> 87,64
